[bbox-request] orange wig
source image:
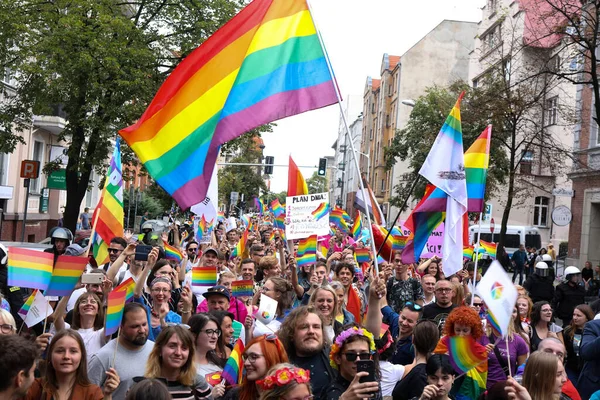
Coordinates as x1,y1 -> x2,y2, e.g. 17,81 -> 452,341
443,306 -> 484,339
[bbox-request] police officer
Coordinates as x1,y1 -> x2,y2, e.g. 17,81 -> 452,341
524,261 -> 555,303
553,266 -> 586,326
44,227 -> 73,263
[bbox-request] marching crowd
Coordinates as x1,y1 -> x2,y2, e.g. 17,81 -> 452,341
0,215 -> 600,400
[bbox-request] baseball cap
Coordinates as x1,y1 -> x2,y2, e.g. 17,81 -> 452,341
203,285 -> 230,301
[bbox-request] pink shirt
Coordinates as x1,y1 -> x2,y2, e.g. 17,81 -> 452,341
196,297 -> 248,323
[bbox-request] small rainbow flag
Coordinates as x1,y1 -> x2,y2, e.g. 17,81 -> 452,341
288,155 -> 308,196
390,227 -> 408,251
180,229 -> 189,242
311,203 -> 329,221
274,213 -> 285,230
192,266 -> 218,286
217,211 -> 225,221
330,209 -> 349,233
222,338 -> 245,385
463,246 -> 474,260
44,255 -> 88,297
163,241 -> 183,262
447,335 -> 488,375
254,197 -> 266,215
18,289 -> 38,319
479,240 -> 497,259
351,212 -> 362,241
231,280 -> 254,297
231,227 -> 249,259
7,247 -> 54,290
105,288 -> 127,336
355,248 -> 371,264
296,235 -> 317,267
270,199 -> 285,217
113,277 -> 136,303
486,310 -> 502,334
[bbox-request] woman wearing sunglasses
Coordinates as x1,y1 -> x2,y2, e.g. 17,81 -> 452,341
256,363 -> 312,400
143,325 -> 212,399
223,334 -> 289,400
323,326 -> 382,400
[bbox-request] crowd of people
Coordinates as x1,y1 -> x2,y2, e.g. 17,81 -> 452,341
1,214 -> 600,400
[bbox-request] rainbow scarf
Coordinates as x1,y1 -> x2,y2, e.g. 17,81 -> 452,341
479,240 -> 497,259
351,212 -> 363,241
311,203 -> 330,221
163,241 -> 183,262
120,0 -> 337,209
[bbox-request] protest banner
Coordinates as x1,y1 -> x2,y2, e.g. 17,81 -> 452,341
285,192 -> 330,240
399,221 -> 444,259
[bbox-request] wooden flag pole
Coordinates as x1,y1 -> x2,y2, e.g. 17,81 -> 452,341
42,304 -> 50,333
112,327 -> 121,368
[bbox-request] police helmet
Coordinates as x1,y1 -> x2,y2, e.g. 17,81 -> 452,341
534,261 -> 549,277
50,227 -> 73,245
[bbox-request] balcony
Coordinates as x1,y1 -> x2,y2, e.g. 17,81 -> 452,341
33,104 -> 67,135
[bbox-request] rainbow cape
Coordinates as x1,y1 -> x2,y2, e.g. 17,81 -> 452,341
92,138 -> 124,265
296,235 -> 317,266
120,0 -> 337,209
354,248 -> 371,264
479,240 -> 497,259
163,241 -> 183,262
222,338 -> 245,385
192,266 -> 218,286
7,247 -> 54,290
105,288 -> 127,336
311,203 -> 330,221
44,255 -> 88,297
351,212 -> 363,241
288,155 -> 309,196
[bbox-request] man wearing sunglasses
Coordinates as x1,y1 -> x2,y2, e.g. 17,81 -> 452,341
100,237 -> 127,272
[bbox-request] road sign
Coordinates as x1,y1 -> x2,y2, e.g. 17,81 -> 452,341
39,188 -> 49,213
47,169 -> 67,190
483,203 -> 493,222
490,218 -> 495,234
551,205 -> 572,226
20,160 -> 40,179
230,191 -> 239,204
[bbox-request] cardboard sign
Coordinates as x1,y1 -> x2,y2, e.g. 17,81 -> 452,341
285,192 -> 330,240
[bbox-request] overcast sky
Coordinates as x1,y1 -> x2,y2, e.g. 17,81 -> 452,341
262,0 -> 485,193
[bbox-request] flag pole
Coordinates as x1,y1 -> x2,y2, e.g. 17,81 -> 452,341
306,1 -> 379,274
471,212 -> 484,306
112,327 -> 121,368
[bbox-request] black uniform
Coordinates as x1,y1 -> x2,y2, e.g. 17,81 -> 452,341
523,273 -> 555,303
552,282 -> 585,325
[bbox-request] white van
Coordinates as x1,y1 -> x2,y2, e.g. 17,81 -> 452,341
468,225 -> 542,256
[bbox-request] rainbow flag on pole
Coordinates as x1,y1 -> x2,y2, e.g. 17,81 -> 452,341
330,208 -> 349,233
120,0 -> 337,209
92,138 -> 124,266
463,246 -> 474,260
231,280 -> 254,297
288,155 -> 309,196
105,288 -> 127,336
44,255 -> 88,297
192,266 -> 218,286
351,212 -> 363,241
7,247 -> 54,290
163,241 -> 183,262
354,248 -> 371,264
113,277 -> 136,303
222,338 -> 245,385
18,290 -> 38,319
311,203 -> 330,221
478,240 -> 497,259
270,199 -> 285,217
296,235 -> 317,267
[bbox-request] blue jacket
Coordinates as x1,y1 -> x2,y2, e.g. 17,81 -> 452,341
577,319 -> 600,400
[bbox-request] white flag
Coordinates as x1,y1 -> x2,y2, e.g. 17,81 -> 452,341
190,164 -> 218,223
476,261 -> 518,337
225,217 -> 237,233
254,294 -> 278,324
24,291 -> 54,328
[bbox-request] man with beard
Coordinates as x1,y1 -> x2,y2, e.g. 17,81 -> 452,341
100,237 -> 128,272
277,305 -> 336,398
88,303 -> 154,399
421,279 -> 457,332
380,297 -> 422,365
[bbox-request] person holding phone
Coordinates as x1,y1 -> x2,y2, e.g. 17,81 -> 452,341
323,326 -> 382,400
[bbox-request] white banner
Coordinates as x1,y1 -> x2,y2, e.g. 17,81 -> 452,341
285,193 -> 330,240
190,165 -> 218,225
476,260 -> 518,337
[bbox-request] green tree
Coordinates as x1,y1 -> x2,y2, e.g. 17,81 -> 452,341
0,0 -> 243,233
123,188 -> 163,230
306,171 -> 327,194
262,191 -> 288,206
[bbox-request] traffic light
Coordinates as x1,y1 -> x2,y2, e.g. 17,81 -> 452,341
318,158 -> 327,176
264,156 -> 274,174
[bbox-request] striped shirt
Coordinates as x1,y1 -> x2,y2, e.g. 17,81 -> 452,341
164,375 -> 212,399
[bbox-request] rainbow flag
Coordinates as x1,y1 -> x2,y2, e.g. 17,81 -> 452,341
486,309 -> 502,333
296,235 -> 317,266
44,255 -> 88,297
92,138 -> 124,266
372,224 -> 394,262
217,211 -> 225,221
288,155 -> 309,196
351,212 -> 362,241
465,125 -> 492,212
479,240 -> 497,259
113,277 -> 136,303
254,197 -> 266,215
192,266 -> 218,286
274,213 -> 285,230
180,229 -> 189,243
105,288 -> 127,336
354,248 -> 371,264
231,226 -> 249,259
270,199 -> 285,217
231,280 -> 254,297
163,241 -> 183,262
390,226 -> 408,251
463,246 -> 474,260
311,203 -> 330,221
120,0 -> 337,209
330,208 -> 349,233
222,338 -> 245,385
18,289 -> 38,319
7,247 -> 54,290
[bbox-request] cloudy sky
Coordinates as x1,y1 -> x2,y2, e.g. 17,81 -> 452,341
261,0 -> 485,193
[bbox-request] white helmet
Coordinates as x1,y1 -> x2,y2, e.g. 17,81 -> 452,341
50,227 -> 73,245
564,266 -> 581,276
535,261 -> 549,277
542,254 -> 552,262
141,221 -> 153,231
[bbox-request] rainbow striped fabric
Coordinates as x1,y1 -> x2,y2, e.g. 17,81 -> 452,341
351,212 -> 362,241
105,288 -> 127,336
441,335 -> 488,400
296,235 -> 317,266
463,246 -> 474,260
192,266 -> 218,286
270,199 -> 285,217
198,215 -> 213,237
163,241 -> 183,262
7,247 -> 54,290
217,211 -> 226,221
44,255 -> 88,297
330,208 -> 349,233
311,203 -> 330,221
18,290 -> 38,319
92,138 -> 124,266
479,240 -> 497,259
254,197 -> 266,215
274,213 -> 285,230
390,226 -> 407,251
465,125 -> 492,212
354,248 -> 371,264
288,155 -> 309,196
113,277 -> 136,303
222,338 -> 245,385
120,0 -> 337,209
231,280 -> 254,297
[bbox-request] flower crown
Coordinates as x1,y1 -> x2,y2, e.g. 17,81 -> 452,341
329,326 -> 376,369
256,367 -> 310,390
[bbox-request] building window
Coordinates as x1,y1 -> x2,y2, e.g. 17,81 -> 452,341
533,196 -> 549,227
488,0 -> 497,13
386,114 -> 390,127
473,78 -> 479,88
482,25 -> 500,51
1,67 -> 14,86
381,179 -> 385,193
520,150 -> 533,175
545,96 -> 558,126
503,58 -> 511,81
30,140 -> 44,193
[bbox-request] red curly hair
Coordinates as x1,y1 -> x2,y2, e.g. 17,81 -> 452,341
443,306 -> 484,339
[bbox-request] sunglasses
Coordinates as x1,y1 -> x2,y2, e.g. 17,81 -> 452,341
187,248 -> 198,252
473,303 -> 483,307
107,248 -> 122,254
405,301 -> 422,311
343,352 -> 371,362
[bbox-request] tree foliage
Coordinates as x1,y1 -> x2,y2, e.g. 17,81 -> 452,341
0,0 -> 244,233
306,171 -> 327,194
261,191 -> 287,207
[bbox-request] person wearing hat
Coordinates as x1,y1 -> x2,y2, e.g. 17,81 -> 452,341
203,285 -> 231,313
196,272 -> 248,323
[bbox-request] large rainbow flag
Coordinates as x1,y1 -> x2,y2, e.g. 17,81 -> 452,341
120,0 -> 338,209
7,247 -> 54,290
44,255 -> 88,297
92,138 -> 124,266
288,155 -> 309,196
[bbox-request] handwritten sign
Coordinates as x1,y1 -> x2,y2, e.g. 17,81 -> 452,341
399,221 -> 445,258
285,192 -> 330,240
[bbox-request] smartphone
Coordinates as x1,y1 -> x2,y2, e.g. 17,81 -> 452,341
357,360 -> 376,384
135,245 -> 152,261
81,273 -> 103,285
